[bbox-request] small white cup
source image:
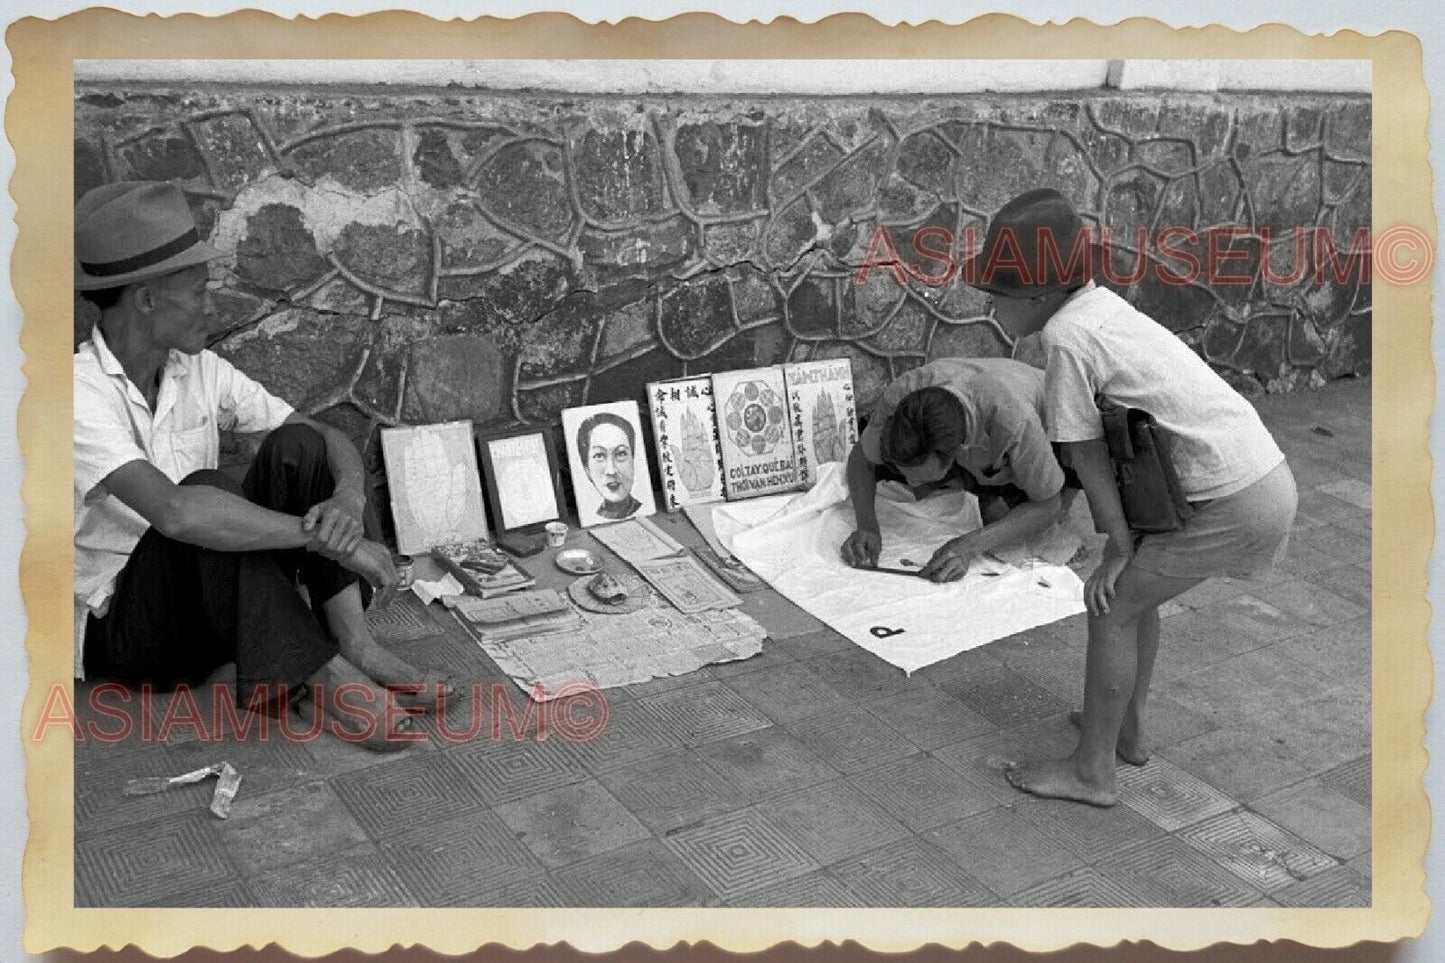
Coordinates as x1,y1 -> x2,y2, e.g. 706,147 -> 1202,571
545,521 -> 569,548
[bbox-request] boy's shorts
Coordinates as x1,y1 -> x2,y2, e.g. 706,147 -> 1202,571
1131,459 -> 1298,581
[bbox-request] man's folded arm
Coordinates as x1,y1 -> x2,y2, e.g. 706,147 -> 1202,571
102,459 -> 314,553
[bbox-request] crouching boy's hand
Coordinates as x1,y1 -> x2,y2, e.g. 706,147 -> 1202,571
841,528 -> 882,568
920,535 -> 980,582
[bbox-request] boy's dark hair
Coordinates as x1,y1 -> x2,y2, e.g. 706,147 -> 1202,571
880,387 -> 965,467
79,286 -> 127,313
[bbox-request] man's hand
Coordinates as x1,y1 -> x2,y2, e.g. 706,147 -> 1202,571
1085,542 -> 1133,616
339,539 -> 401,610
919,535 -> 980,583
841,528 -> 882,568
302,490 -> 366,560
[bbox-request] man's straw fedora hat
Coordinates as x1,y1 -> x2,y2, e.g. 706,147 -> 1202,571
75,181 -> 217,291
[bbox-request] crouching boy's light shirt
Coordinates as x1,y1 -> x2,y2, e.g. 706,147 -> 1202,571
1040,282 -> 1284,501
859,357 -> 1066,502
73,325 -> 293,677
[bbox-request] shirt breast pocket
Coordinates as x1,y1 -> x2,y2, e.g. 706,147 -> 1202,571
164,419 -> 217,481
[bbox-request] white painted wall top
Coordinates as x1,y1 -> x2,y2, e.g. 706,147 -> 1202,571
75,59 -> 1369,93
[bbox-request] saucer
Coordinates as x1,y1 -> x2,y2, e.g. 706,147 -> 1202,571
554,547 -> 604,575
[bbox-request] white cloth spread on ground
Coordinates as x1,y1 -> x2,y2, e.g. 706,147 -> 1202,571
711,462 -> 1087,674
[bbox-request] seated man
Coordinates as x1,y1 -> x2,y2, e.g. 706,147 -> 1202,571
841,357 -> 1081,581
73,181 -> 448,749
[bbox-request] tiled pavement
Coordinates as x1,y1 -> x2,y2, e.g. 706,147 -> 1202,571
74,378 -> 1372,908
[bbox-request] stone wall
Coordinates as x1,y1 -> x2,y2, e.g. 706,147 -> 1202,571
74,84 -> 1370,490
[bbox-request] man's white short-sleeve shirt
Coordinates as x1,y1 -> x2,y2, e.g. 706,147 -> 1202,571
73,324 -> 293,675
1040,282 -> 1284,501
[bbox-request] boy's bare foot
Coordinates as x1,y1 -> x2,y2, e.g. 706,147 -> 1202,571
299,655 -> 421,751
1005,758 -> 1117,807
1068,709 -> 1150,766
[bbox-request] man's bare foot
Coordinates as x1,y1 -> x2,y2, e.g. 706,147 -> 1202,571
299,655 -> 421,751
337,636 -> 455,710
1068,709 -> 1150,766
1005,758 -> 1117,807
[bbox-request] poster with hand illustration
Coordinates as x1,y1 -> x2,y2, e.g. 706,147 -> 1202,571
646,375 -> 726,511
784,358 -> 858,490
561,400 -> 658,528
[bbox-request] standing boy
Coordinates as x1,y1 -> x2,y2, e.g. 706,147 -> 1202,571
966,188 -> 1297,805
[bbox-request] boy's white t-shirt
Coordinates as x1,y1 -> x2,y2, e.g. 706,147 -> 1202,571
1040,282 -> 1285,501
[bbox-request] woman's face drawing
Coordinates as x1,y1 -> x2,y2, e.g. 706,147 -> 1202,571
586,422 -> 635,504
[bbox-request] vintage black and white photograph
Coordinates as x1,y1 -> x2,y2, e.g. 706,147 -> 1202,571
68,55 -> 1373,913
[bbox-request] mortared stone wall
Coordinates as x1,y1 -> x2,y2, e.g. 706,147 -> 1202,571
74,84 -> 1370,490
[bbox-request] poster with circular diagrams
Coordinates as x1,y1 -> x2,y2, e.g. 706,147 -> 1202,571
711,365 -> 800,499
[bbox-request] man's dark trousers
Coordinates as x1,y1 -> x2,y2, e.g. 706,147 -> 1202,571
83,423 -> 364,709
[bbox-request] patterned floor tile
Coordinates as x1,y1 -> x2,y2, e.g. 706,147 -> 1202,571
1295,485 -> 1367,524
330,751 -> 485,841
75,742 -> 198,839
1011,793 -> 1167,864
1096,835 -> 1263,907
860,686 -> 995,750
706,643 -> 795,679
1348,852 -> 1372,881
494,779 -> 651,869
847,753 -> 996,832
832,836 -> 995,907
596,751 -> 749,833
931,662 -> 1069,729
1250,579 -> 1367,628
725,660 -> 850,725
925,806 -> 1082,897
931,729 -> 1057,808
448,732 -> 587,805
637,681 -> 774,745
728,870 -> 869,907
697,728 -> 838,800
1010,865 -> 1156,907
772,628 -> 854,660
76,810 -> 238,907
1252,777 -> 1371,860
381,808 -> 544,906
762,778 -> 911,866
214,780 -> 370,877
1177,809 -> 1338,892
622,671 -> 715,700
1159,729 -> 1320,803
557,699 -> 684,773
554,838 -> 718,907
165,724 -> 321,801
804,647 -> 923,703
783,706 -> 917,775
1304,564 -> 1372,608
1115,756 -> 1237,831
488,873 -> 572,902
662,808 -> 819,900
1316,478 -> 1371,511
366,595 -> 447,643
139,879 -> 254,908
1153,596 -> 1308,681
487,875 -> 574,907
1293,522 -> 1370,565
1321,754 -> 1371,807
246,844 -> 417,906
738,591 -> 825,640
1275,866 -> 1371,907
